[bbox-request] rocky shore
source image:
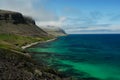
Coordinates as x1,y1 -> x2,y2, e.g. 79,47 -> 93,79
0,48 -> 74,80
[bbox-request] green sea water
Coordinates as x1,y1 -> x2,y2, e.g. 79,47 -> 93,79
28,34 -> 120,80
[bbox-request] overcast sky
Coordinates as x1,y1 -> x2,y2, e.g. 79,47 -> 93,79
0,0 -> 120,34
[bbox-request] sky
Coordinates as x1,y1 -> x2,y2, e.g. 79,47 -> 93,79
0,0 -> 120,34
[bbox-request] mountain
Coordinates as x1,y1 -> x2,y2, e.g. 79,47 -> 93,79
0,10 -> 71,80
0,9 -> 53,51
0,10 -> 48,37
41,25 -> 67,37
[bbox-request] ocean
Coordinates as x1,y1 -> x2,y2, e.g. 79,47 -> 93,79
28,34 -> 120,80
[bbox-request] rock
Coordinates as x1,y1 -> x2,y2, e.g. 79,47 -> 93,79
35,69 -> 42,76
0,10 -> 25,24
0,48 -> 72,80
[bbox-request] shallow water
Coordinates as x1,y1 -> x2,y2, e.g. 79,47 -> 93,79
28,34 -> 120,80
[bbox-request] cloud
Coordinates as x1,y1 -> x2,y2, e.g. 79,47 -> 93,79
110,14 -> 120,21
36,16 -> 67,27
0,0 -> 120,34
63,7 -> 82,16
62,10 -> 120,34
67,25 -> 120,34
89,11 -> 103,20
0,0 -> 64,26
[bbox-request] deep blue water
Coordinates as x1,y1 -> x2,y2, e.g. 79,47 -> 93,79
28,34 -> 120,80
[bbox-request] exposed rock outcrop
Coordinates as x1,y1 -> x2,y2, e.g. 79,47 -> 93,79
0,10 -> 25,24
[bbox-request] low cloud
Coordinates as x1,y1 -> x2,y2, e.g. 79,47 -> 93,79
63,10 -> 120,34
0,0 -> 64,27
67,25 -> 120,34
110,14 -> 120,21
36,16 -> 67,27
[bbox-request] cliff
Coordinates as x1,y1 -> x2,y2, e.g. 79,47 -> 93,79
41,25 -> 67,37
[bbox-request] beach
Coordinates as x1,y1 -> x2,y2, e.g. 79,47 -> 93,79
21,38 -> 57,49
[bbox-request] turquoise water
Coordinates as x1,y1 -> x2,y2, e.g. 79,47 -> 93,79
28,34 -> 120,80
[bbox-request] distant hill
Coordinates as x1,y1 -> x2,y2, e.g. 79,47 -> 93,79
0,10 -> 48,37
41,25 -> 66,37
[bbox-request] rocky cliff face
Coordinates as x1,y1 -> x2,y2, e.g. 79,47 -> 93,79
41,26 -> 66,37
0,10 -> 48,37
0,10 -> 25,24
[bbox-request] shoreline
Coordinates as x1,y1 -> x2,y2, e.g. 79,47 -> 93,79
21,38 -> 57,49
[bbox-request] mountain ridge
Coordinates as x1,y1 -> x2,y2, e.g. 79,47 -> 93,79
0,9 -> 48,37
41,25 -> 67,37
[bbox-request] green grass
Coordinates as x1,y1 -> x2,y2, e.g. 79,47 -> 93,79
0,33 -> 52,50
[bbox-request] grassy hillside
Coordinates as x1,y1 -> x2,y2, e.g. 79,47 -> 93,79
0,34 -> 52,51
